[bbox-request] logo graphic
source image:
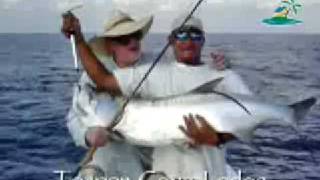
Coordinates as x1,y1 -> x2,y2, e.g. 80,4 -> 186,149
263,0 -> 303,25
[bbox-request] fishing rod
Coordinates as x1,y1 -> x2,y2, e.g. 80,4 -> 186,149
70,0 -> 206,177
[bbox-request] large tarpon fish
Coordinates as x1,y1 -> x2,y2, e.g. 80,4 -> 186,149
75,80 -> 316,146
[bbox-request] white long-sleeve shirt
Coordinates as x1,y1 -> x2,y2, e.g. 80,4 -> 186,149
66,52 -> 149,179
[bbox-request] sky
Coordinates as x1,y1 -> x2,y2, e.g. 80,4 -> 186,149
0,0 -> 319,33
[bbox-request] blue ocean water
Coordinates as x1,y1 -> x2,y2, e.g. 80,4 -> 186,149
0,33 -> 319,180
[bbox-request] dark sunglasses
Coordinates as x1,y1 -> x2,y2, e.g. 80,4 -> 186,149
172,28 -> 203,42
110,31 -> 143,45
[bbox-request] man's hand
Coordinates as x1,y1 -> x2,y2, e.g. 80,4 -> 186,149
179,114 -> 235,147
210,51 -> 231,71
61,12 -> 121,95
61,12 -> 84,44
85,127 -> 109,147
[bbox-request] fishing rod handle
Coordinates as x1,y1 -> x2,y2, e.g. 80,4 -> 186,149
80,146 -> 97,167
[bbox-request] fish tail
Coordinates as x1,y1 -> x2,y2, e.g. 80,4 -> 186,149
289,97 -> 317,123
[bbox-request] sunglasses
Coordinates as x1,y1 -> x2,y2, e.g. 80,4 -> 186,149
172,28 -> 204,42
110,31 -> 143,45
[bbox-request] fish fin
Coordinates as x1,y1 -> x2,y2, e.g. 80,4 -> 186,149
190,77 -> 251,115
147,77 -> 224,101
289,97 -> 316,122
189,77 -> 224,94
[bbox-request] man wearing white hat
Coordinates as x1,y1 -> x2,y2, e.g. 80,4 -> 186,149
61,11 -> 154,179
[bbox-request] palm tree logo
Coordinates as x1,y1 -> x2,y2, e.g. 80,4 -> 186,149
263,0 -> 303,25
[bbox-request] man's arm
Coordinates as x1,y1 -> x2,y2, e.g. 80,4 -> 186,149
66,109 -> 90,148
61,12 -> 121,95
67,110 -> 110,148
76,39 -> 121,95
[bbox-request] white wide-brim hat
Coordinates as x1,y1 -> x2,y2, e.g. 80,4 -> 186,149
89,11 -> 153,55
